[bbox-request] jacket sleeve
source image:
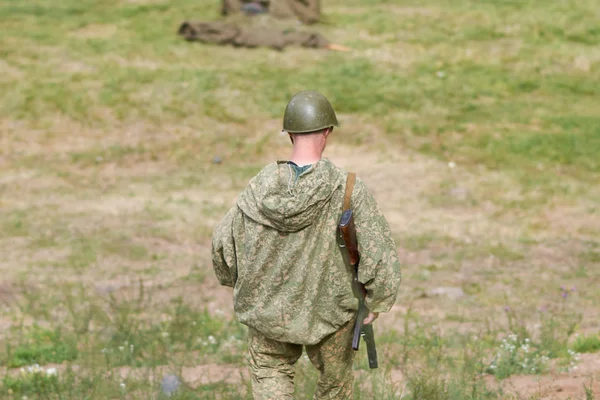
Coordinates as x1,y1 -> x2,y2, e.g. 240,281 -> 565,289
352,178 -> 401,313
211,206 -> 239,288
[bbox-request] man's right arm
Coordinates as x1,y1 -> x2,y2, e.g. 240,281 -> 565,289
351,178 -> 402,313
211,206 -> 239,288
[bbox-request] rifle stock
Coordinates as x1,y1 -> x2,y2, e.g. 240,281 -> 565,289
339,210 -> 359,267
339,209 -> 378,369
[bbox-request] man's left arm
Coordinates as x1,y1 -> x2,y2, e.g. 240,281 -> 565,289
211,206 -> 239,288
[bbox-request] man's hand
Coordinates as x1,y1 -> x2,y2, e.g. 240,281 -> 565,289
363,312 -> 379,325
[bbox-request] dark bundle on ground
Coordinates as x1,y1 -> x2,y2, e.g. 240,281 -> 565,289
177,21 -> 330,51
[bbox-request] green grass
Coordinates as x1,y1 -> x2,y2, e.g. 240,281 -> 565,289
1,0 -> 599,181
573,335 -> 600,354
5,326 -> 79,368
0,281 -> 593,398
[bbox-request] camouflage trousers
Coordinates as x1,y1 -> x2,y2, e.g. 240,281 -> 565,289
247,319 -> 355,400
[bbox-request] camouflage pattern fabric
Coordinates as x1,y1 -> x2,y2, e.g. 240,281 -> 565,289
270,0 -> 321,25
212,158 -> 401,345
248,318 -> 355,399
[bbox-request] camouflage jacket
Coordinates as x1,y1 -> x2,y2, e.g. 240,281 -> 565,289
212,158 -> 401,345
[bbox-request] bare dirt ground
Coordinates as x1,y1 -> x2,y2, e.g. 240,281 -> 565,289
486,353 -> 600,399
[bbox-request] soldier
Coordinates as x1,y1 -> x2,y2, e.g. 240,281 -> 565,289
222,0 -> 321,25
212,91 -> 401,399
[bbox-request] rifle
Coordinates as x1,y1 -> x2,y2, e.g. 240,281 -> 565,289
338,208 -> 378,369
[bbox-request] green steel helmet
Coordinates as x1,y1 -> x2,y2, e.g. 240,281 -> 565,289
283,91 -> 340,134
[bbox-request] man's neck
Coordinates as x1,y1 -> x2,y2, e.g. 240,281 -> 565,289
289,149 -> 322,167
289,155 -> 321,167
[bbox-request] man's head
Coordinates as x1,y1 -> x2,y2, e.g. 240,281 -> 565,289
282,91 -> 339,135
282,91 -> 339,160
287,126 -> 333,153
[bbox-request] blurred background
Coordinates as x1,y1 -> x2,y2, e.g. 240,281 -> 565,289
0,0 -> 599,398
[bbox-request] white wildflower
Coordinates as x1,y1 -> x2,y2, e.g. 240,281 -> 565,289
46,368 -> 57,376
26,364 -> 42,374
448,161 -> 456,168
118,346 -> 124,352
197,337 -> 209,346
120,382 -> 126,389
208,335 -> 217,345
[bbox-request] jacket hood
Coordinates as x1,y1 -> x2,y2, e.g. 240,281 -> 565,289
236,158 -> 344,232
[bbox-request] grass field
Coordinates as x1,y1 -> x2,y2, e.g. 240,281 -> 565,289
1,0 -> 599,398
